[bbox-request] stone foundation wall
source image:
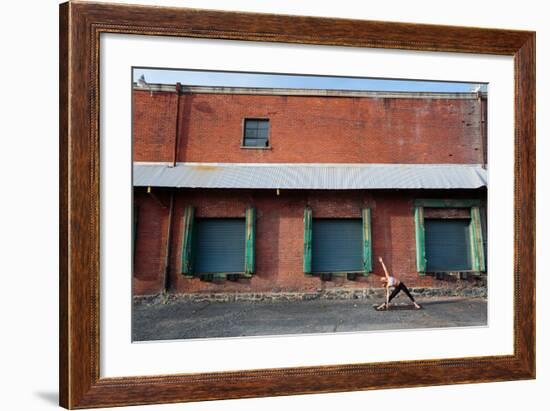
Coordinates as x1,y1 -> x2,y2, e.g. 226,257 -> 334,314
134,285 -> 487,306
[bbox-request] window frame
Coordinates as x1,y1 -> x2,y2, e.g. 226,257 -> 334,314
413,198 -> 486,275
424,218 -> 473,272
303,207 -> 372,277
241,117 -> 271,149
180,207 -> 256,279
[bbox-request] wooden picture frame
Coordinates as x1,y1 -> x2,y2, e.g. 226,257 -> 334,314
59,1 -> 535,408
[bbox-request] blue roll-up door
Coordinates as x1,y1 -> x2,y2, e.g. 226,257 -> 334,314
194,219 -> 245,273
312,219 -> 363,273
425,219 -> 471,271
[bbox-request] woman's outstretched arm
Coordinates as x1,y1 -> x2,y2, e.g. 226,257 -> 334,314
378,257 -> 390,307
379,257 -> 390,280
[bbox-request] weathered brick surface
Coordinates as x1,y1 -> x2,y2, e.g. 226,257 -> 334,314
132,191 -> 170,295
132,89 -> 487,296
133,90 -> 178,162
133,188 -> 485,296
133,90 -> 485,164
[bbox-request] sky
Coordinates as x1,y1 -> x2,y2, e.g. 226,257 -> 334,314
133,68 -> 488,93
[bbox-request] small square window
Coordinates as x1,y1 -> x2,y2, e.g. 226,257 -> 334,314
243,119 -> 269,147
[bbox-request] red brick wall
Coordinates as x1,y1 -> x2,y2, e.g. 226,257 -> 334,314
133,90 -> 178,162
133,89 -> 485,164
133,188 -> 485,296
133,191 -> 170,295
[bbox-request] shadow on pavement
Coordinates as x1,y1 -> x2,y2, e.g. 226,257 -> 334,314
372,305 -> 420,311
419,298 -> 474,307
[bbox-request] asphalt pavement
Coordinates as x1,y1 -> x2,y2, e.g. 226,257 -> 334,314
132,296 -> 487,341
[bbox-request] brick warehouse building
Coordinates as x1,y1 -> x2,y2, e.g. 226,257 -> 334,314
132,83 -> 487,299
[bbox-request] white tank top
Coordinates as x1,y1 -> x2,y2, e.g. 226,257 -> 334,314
388,276 -> 397,286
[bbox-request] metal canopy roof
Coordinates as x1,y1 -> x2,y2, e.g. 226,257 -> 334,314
133,162 -> 487,190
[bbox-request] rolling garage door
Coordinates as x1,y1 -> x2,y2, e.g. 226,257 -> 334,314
194,218 -> 246,273
425,219 -> 471,271
312,219 -> 363,273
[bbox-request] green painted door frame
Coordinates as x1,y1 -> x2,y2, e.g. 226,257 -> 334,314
469,206 -> 486,272
414,200 -> 486,274
362,208 -> 372,274
244,207 -> 256,277
303,207 -> 371,276
181,206 -> 256,279
303,206 -> 313,274
414,206 -> 427,274
181,205 -> 195,278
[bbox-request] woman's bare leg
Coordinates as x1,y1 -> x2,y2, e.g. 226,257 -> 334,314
400,283 -> 422,309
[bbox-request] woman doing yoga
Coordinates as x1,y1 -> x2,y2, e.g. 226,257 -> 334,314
376,257 -> 421,310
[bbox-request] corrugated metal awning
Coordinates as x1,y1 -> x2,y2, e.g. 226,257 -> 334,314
133,162 -> 487,190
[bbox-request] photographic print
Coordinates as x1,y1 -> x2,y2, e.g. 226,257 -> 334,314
131,68 -> 488,342
60,3 -> 535,407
